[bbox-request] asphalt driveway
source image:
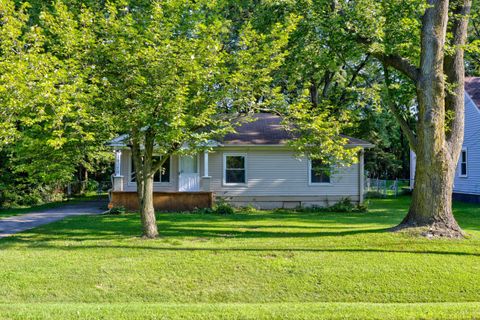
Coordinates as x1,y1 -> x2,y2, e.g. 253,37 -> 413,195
0,200 -> 106,238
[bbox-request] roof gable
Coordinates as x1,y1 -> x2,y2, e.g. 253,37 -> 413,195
465,77 -> 480,110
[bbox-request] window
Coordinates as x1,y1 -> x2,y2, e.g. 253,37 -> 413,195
224,154 -> 246,184
309,159 -> 331,184
130,156 -> 171,183
460,149 -> 467,177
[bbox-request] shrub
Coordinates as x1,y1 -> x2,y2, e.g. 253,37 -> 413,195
192,207 -> 215,214
107,206 -> 126,215
86,180 -> 100,192
215,203 -> 235,215
242,204 -> 257,213
328,198 -> 356,212
292,198 -> 368,214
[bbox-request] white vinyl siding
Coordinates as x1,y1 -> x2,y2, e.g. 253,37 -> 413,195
453,93 -> 480,195
119,147 -> 361,200
209,148 -> 360,198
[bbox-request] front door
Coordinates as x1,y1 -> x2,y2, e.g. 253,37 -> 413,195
179,156 -> 200,191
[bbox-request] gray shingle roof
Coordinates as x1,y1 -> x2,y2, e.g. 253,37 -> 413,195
221,113 -> 373,147
465,77 -> 480,110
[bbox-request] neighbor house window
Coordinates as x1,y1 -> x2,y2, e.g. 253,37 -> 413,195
131,156 -> 171,183
224,154 -> 246,184
460,149 -> 467,177
309,159 -> 331,184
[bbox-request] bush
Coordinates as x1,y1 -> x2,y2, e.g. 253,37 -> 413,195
191,207 -> 215,214
107,206 -> 126,215
214,203 -> 235,215
242,204 -> 257,213
86,180 -> 100,192
0,183 -> 64,208
290,198 -> 368,214
328,198 -> 356,212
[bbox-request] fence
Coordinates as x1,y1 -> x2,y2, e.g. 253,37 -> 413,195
364,178 -> 411,198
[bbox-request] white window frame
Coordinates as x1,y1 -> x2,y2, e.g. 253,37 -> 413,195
308,159 -> 332,186
223,153 -> 247,186
459,148 -> 468,178
128,154 -> 173,186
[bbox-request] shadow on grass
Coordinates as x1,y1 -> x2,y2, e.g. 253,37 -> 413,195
1,236 -> 480,257
1,196 -> 479,255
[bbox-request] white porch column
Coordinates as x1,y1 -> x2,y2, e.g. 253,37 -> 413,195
113,150 -> 124,191
201,150 -> 211,192
203,151 -> 209,177
359,149 -> 365,205
114,150 -> 122,176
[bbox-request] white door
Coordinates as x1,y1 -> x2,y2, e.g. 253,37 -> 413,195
179,156 -> 200,191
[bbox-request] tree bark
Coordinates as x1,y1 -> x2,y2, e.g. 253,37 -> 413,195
140,168 -> 158,239
392,0 -> 470,238
398,140 -> 462,237
140,130 -> 159,239
131,128 -> 159,239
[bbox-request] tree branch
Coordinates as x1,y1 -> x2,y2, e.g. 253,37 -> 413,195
352,33 -> 419,83
445,0 -> 472,156
338,54 -> 371,103
374,53 -> 419,83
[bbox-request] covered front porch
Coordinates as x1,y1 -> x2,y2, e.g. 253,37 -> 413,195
109,150 -> 215,211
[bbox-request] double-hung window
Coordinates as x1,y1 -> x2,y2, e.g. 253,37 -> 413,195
130,156 -> 171,183
224,154 -> 246,184
460,149 -> 468,177
309,159 -> 331,184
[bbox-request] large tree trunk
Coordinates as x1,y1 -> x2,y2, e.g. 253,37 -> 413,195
392,0 -> 470,238
398,144 -> 462,237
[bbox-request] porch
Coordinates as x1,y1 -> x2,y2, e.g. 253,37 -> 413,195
109,150 -> 215,211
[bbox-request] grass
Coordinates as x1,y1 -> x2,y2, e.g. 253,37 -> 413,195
0,196 -> 479,319
0,194 -> 108,219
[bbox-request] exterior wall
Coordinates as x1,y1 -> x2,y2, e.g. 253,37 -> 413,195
453,94 -> 480,196
410,93 -> 480,200
209,147 -> 361,208
118,147 -> 363,209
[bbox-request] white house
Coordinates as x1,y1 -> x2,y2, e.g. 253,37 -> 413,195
109,113 -> 373,210
410,77 -> 480,203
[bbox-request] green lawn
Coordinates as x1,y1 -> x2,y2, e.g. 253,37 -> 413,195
0,196 -> 479,319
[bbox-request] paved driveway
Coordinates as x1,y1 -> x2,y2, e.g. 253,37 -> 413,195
0,201 -> 106,238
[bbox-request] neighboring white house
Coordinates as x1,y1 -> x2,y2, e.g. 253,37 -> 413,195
109,113 -> 373,209
410,77 -> 480,203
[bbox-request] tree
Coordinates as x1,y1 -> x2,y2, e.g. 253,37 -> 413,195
0,1 -> 110,205
243,0 -> 472,237
95,0 -> 294,238
341,0 -> 472,237
466,0 -> 480,75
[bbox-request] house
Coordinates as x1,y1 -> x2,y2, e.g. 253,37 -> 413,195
410,77 -> 480,203
108,113 -> 373,210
